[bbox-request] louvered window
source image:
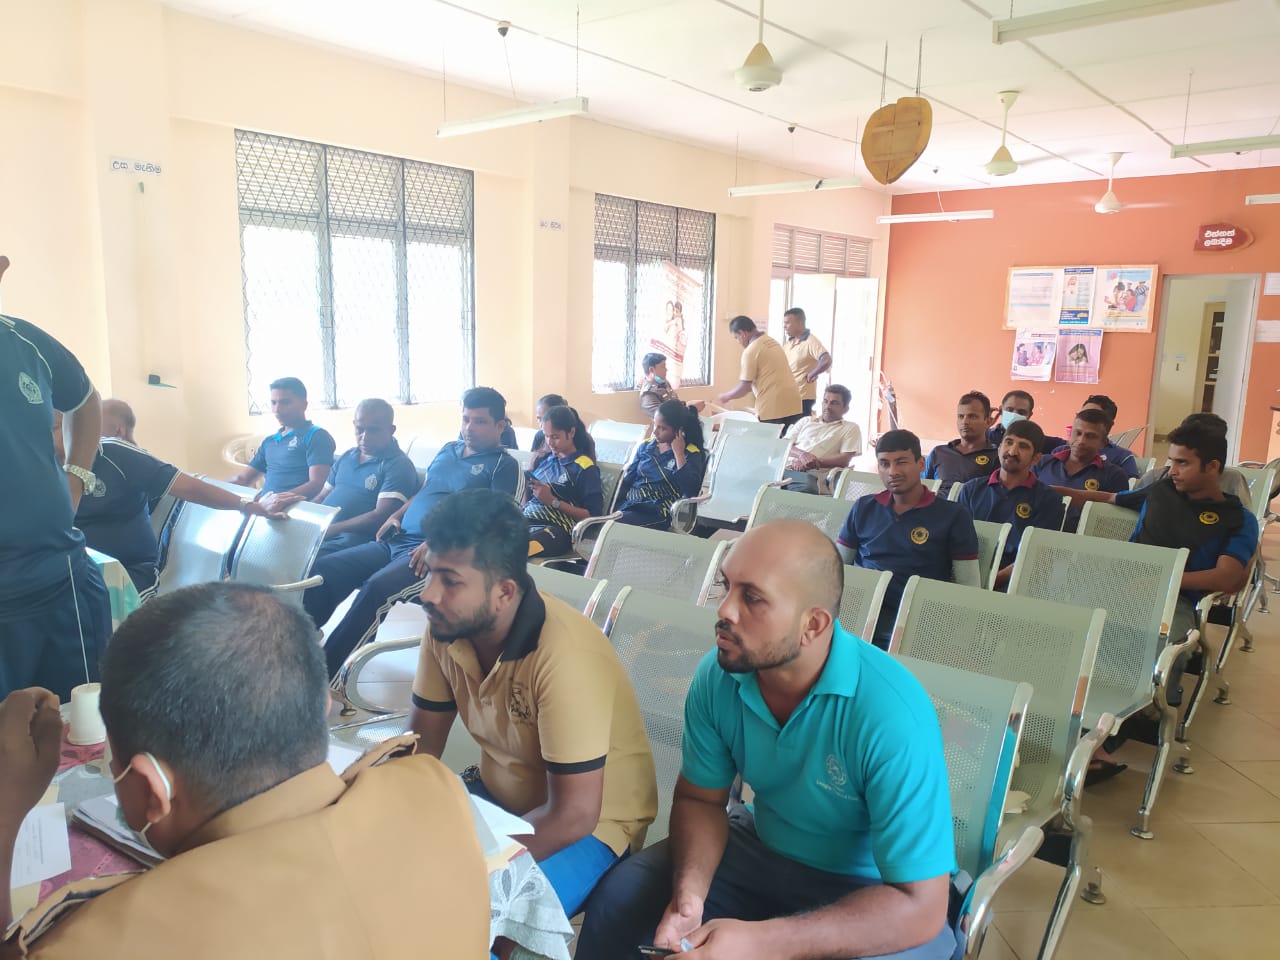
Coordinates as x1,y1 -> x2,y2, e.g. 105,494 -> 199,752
771,224 -> 871,278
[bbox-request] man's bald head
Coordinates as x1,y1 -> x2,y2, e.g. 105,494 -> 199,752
102,398 -> 137,442
729,520 -> 845,618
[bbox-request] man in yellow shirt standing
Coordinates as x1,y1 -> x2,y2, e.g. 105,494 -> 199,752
782,307 -> 832,418
717,316 -> 803,436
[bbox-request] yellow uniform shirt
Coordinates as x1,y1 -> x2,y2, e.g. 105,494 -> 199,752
413,589 -> 658,855
740,333 -> 803,421
784,331 -> 829,401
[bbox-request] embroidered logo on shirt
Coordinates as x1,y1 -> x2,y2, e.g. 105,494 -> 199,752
18,371 -> 42,404
666,459 -> 677,470
90,478 -> 107,498
470,463 -> 485,476
507,683 -> 534,725
1015,502 -> 1032,519
1199,511 -> 1220,526
1084,478 -> 1100,491
975,454 -> 991,466
364,474 -> 378,491
287,436 -> 299,450
825,754 -> 847,787
910,526 -> 930,545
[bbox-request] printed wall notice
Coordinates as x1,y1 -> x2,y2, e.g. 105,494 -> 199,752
1056,328 -> 1103,383
1011,329 -> 1058,381
1059,267 -> 1094,325
1092,265 -> 1158,332
1005,268 -> 1063,330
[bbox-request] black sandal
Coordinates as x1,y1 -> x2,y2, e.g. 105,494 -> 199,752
1085,760 -> 1128,786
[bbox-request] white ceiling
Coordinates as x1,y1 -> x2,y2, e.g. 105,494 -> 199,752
167,0 -> 1280,195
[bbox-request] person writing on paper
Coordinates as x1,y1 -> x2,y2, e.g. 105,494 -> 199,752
0,582 -> 489,957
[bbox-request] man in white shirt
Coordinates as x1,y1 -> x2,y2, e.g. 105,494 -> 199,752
783,385 -> 863,494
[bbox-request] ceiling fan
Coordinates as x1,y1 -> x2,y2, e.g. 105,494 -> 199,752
985,90 -> 1019,176
735,0 -> 782,91
1089,152 -> 1169,213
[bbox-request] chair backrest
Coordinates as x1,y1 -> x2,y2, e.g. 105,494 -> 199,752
221,434 -> 259,469
709,416 -> 785,451
891,577 -> 1103,820
1009,527 -> 1187,725
1111,425 -> 1146,449
406,438 -> 445,474
1076,500 -> 1139,542
746,485 -> 851,543
838,566 -> 893,641
697,432 -> 793,525
528,564 -> 608,618
947,482 -> 963,502
603,586 -> 719,843
834,470 -> 940,501
589,419 -> 648,445
593,438 -> 638,467
150,493 -> 179,543
1133,456 -> 1155,477
507,448 -> 534,472
1059,495 -> 1071,530
1236,464 -> 1278,518
894,655 -> 1030,891
155,482 -> 259,594
972,520 -> 1012,590
585,521 -> 726,615
229,501 -> 340,590
598,461 -> 625,513
511,425 -> 539,451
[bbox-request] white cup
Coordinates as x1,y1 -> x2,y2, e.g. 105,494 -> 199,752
68,683 -> 107,746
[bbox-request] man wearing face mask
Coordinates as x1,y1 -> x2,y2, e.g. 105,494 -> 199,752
639,353 -> 705,418
0,582 -> 489,957
986,390 -> 1067,456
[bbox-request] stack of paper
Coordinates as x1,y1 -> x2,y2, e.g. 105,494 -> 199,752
71,795 -> 163,868
467,793 -> 533,872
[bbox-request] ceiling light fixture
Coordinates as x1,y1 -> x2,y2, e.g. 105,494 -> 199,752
436,96 -> 589,138
877,210 -> 994,224
727,175 -> 861,198
1170,134 -> 1280,159
993,0 -> 1232,44
1245,193 -> 1280,205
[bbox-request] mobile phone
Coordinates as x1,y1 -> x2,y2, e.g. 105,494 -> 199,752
377,523 -> 398,542
524,470 -> 537,485
637,948 -> 676,957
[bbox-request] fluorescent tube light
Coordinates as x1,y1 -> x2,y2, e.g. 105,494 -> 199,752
1245,194 -> 1280,205
727,176 -> 862,198
993,0 -> 1231,44
436,97 -> 588,138
877,210 -> 995,224
1171,134 -> 1280,159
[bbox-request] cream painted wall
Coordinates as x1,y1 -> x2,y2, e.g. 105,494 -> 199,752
0,0 -> 891,479
1153,277 -> 1226,446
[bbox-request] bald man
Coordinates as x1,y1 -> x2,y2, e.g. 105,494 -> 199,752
63,400 -> 296,597
578,521 -> 957,960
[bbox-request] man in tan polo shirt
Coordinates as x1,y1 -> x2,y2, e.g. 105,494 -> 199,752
0,582 -> 488,959
782,307 -> 832,419
717,315 -> 803,436
409,488 -> 657,919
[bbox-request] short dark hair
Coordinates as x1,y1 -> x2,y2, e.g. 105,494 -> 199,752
422,488 -> 531,591
1084,394 -> 1118,428
461,386 -> 508,422
537,405 -> 596,463
269,377 -> 307,400
1001,389 -> 1034,413
1168,423 -> 1227,472
1073,408 -> 1110,430
99,583 -> 329,817
1004,418 -> 1045,452
642,353 -> 666,373
875,429 -> 922,460
824,384 -> 852,406
728,315 -> 757,335
783,307 -> 806,325
656,399 -> 706,450
537,393 -> 568,410
959,390 -> 992,417
1181,412 -> 1228,435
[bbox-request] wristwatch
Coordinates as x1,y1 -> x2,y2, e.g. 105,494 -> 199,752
63,463 -> 97,493
551,498 -> 562,510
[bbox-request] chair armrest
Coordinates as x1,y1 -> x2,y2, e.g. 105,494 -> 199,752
670,493 -> 711,535
571,512 -> 623,547
1061,713 -> 1116,831
960,824 -> 1044,960
333,636 -> 422,716
269,575 -> 324,594
765,478 -> 794,488
1152,628 -> 1199,711
826,467 -> 847,492
1194,592 -> 1224,626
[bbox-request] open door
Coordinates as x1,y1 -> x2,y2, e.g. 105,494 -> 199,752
833,277 -> 879,444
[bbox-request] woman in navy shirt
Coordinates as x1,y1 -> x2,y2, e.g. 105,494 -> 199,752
616,400 -> 707,530
524,406 -> 603,557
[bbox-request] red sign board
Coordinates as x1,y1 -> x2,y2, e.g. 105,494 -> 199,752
1195,222 -> 1253,252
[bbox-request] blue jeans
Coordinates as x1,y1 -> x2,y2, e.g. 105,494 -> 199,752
465,777 -> 622,917
576,805 -> 955,960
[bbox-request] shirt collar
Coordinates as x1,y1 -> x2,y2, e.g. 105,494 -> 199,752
273,420 -> 312,440
1051,447 -> 1103,469
787,329 -> 810,344
989,469 -> 1037,488
501,587 -> 547,661
873,487 -> 937,508
358,438 -> 403,463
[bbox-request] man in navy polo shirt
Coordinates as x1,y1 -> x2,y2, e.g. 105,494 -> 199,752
837,429 -> 980,648
1,306 -> 112,700
986,389 -> 1067,455
315,398 -> 419,555
303,387 -> 522,676
1080,394 -> 1140,480
922,390 -> 998,496
231,376 -> 336,498
59,399 -> 295,598
577,521 -> 956,960
1033,408 -> 1129,532
957,418 -> 1065,589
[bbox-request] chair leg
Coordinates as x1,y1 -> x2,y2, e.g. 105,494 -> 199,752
1081,865 -> 1106,905
1176,628 -> 1213,744
1038,819 -> 1092,960
1132,700 -> 1179,838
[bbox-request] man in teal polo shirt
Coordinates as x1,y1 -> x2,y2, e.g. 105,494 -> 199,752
577,520 -> 956,960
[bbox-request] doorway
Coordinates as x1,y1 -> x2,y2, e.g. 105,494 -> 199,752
1150,274 -> 1259,463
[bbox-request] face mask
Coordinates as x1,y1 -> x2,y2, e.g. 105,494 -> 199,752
113,751 -> 172,853
652,376 -> 666,386
1001,410 -> 1028,430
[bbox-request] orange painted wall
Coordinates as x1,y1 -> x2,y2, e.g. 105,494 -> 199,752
883,167 -> 1280,461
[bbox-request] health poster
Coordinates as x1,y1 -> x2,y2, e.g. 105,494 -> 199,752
1059,266 -> 1094,325
1092,265 -> 1157,332
1055,328 -> 1103,383
1011,329 -> 1058,381
1005,267 -> 1063,330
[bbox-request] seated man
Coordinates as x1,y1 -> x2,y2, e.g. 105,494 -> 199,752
923,390 -> 998,496
409,489 -> 657,918
315,398 -> 419,555
1137,413 -> 1252,504
230,376 -> 336,498
837,430 -> 980,648
303,387 -> 521,677
1080,394 -> 1139,479
0,582 -> 488,955
576,521 -> 956,960
986,389 -> 1066,455
63,400 -> 295,598
1032,408 -> 1130,532
956,419 -> 1065,589
781,385 -> 862,494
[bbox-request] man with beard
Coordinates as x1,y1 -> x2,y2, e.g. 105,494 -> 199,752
956,418 -> 1065,589
575,521 -> 956,960
407,489 -> 657,925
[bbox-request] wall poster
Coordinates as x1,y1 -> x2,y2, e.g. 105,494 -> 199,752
1005,267 -> 1062,330
1092,265 -> 1158,332
1010,329 -> 1058,381
1055,327 -> 1103,383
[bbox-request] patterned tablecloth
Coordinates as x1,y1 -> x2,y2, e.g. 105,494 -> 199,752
85,547 -> 142,628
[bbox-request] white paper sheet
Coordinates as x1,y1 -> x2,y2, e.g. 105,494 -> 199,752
326,742 -> 364,776
467,793 -> 534,857
10,803 -> 71,888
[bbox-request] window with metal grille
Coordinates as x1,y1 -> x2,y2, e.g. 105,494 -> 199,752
771,224 -> 871,277
592,194 -> 715,393
236,130 -> 475,413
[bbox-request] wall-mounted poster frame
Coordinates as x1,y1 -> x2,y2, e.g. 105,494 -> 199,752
1092,265 -> 1158,332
